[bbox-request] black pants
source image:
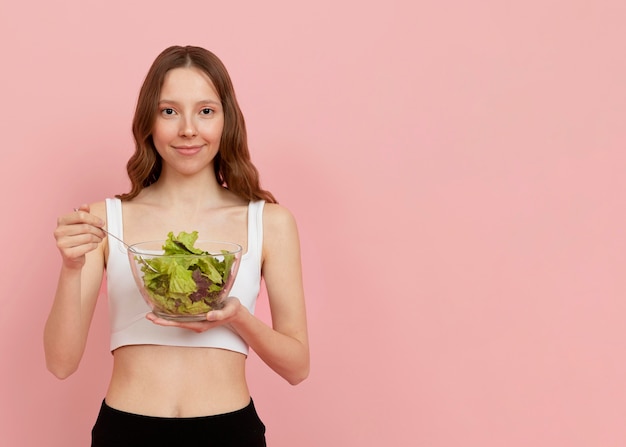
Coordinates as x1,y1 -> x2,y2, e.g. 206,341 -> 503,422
91,398 -> 266,447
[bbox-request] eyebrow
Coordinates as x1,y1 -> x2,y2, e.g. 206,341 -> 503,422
158,99 -> 221,106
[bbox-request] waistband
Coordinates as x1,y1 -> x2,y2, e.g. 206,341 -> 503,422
92,398 -> 266,446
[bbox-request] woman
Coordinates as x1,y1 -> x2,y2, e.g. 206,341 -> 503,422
44,45 -> 309,446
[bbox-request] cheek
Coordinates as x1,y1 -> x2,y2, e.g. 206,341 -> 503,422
152,123 -> 174,146
212,121 -> 225,139
199,123 -> 224,142
151,132 -> 164,151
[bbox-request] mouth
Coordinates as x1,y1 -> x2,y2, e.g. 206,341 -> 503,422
173,145 -> 203,155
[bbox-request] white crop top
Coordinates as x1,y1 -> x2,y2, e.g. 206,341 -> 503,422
104,198 -> 264,355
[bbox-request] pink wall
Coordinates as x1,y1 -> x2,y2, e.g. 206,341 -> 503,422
1,1 -> 625,445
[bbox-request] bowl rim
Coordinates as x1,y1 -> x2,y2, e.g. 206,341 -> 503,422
127,239 -> 243,256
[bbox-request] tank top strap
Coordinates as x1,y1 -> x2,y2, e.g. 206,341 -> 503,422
105,198 -> 125,249
247,200 -> 265,260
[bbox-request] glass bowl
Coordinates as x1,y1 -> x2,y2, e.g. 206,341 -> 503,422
127,240 -> 243,321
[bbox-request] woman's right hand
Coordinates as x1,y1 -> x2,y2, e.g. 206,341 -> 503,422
54,203 -> 106,270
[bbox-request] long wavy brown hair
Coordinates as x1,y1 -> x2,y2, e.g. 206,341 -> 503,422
117,45 -> 276,203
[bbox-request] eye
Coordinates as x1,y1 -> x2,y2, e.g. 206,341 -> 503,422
200,108 -> 214,115
161,108 -> 176,116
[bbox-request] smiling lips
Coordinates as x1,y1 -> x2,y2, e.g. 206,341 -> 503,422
173,145 -> 203,155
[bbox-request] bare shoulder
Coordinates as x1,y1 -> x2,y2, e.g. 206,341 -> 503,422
261,203 -> 303,278
262,203 -> 301,256
262,203 -> 299,234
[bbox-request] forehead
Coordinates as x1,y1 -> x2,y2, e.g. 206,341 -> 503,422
160,67 -> 220,102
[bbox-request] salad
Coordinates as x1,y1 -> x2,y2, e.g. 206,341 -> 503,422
137,231 -> 236,315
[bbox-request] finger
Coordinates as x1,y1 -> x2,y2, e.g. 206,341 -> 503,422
206,297 -> 239,321
59,231 -> 105,248
67,205 -> 104,228
146,313 -> 186,326
146,313 -> 215,333
205,309 -> 231,322
60,242 -> 102,260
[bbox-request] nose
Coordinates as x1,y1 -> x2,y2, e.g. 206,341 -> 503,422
179,116 -> 198,137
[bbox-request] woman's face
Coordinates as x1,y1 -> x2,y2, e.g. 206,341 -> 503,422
152,66 -> 224,177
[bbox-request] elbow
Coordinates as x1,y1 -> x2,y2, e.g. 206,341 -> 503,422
287,375 -> 308,386
44,339 -> 83,379
48,368 -> 75,380
47,365 -> 77,380
286,363 -> 310,386
46,357 -> 79,380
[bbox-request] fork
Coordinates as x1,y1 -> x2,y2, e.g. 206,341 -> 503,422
72,208 -> 158,273
101,228 -> 158,273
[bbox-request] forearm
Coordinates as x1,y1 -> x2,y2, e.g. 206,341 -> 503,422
231,305 -> 309,385
43,266 -> 94,378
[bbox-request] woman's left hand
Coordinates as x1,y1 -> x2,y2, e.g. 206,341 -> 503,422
146,297 -> 242,333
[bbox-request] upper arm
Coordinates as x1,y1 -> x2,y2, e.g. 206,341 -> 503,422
261,204 -> 308,345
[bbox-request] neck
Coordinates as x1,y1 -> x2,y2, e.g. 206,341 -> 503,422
141,168 -> 230,209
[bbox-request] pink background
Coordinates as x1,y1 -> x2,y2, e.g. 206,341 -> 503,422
1,1 -> 625,445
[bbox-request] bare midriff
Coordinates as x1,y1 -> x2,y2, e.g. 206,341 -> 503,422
105,344 -> 250,417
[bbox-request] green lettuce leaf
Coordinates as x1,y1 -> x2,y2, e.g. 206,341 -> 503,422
137,231 -> 236,315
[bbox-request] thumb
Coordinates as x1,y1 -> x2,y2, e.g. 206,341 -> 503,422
75,203 -> 91,213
